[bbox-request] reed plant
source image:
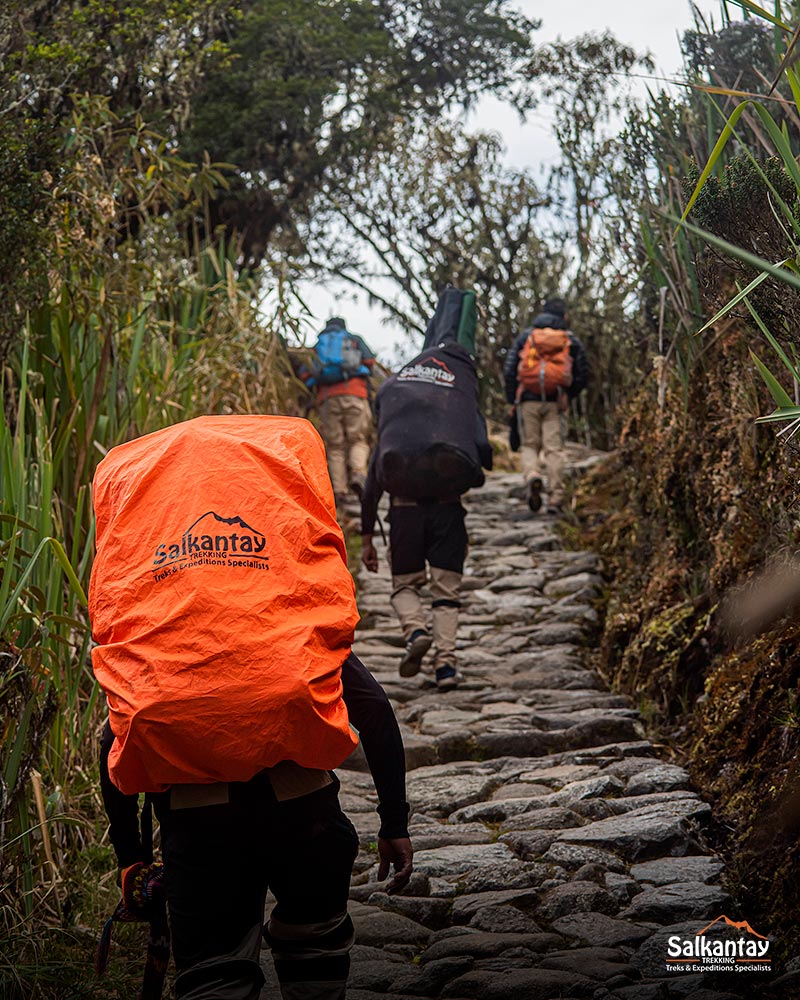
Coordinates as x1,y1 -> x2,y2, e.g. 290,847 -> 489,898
675,0 -> 800,431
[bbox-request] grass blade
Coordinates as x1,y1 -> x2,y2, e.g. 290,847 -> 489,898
750,349 -> 795,406
696,267 -> 779,334
676,101 -> 751,234
726,0 -> 791,29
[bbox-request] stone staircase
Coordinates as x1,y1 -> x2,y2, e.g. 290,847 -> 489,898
332,470 -> 797,1000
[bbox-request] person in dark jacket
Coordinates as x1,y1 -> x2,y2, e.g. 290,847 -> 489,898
503,297 -> 589,513
99,651 -> 412,1000
360,315 -> 492,691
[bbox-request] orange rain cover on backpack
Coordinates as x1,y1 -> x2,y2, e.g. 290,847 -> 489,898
89,415 -> 359,794
516,327 -> 573,400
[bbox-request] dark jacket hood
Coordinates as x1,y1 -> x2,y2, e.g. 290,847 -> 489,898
531,311 -> 567,330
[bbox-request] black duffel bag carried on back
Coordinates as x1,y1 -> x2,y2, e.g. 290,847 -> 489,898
373,287 -> 492,499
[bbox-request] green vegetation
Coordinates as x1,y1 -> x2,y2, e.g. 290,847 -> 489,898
7,0 -> 800,985
573,0 -> 800,953
182,0 -> 539,263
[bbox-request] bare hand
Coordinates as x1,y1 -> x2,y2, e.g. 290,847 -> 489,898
377,836 -> 413,894
362,536 -> 378,573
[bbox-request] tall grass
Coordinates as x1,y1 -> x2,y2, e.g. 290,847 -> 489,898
0,340 -> 94,925
675,0 -> 800,430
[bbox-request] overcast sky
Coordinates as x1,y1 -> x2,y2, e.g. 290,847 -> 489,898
467,0 -> 730,172
300,0 -> 734,361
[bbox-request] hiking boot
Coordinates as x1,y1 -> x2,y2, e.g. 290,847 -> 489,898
399,629 -> 432,677
349,473 -> 366,499
435,665 -> 462,691
526,477 -> 543,512
546,501 -> 564,516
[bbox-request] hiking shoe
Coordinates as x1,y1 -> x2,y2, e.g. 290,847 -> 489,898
349,473 -> 366,499
546,502 -> 563,516
399,629 -> 432,677
526,477 -> 543,512
435,665 -> 462,691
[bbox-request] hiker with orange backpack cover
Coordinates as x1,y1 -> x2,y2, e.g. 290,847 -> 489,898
503,297 -> 589,514
97,654 -> 411,1000
91,415 -> 412,1000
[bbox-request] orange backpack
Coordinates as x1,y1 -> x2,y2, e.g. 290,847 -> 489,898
89,415 -> 359,794
516,327 -> 573,400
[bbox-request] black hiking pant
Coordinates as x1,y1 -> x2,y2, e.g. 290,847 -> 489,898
387,499 -> 467,668
155,773 -> 358,1000
387,499 -> 467,577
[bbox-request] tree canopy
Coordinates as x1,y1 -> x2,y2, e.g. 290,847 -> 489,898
2,0 -> 233,123
1,0 -> 540,284
181,0 -> 539,262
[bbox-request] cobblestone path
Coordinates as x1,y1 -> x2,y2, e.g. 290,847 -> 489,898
331,470 -> 791,1000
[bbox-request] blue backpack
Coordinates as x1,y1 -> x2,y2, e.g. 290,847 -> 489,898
312,328 -> 369,386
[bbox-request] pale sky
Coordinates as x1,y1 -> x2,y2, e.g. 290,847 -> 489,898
467,0 -> 729,172
300,0 -> 733,362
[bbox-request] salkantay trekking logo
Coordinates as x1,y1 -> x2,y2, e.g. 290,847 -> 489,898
152,511 -> 270,582
665,915 -> 771,974
397,356 -> 455,388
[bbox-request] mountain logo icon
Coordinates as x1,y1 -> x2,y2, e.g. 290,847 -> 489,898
429,357 -> 453,374
185,511 -> 263,536
696,915 -> 768,939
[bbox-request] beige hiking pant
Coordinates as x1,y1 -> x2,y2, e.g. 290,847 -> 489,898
518,400 -> 566,504
390,566 -> 461,668
319,396 -> 372,496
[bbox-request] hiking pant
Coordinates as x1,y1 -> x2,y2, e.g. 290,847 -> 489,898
156,773 -> 358,1000
319,395 -> 372,496
517,400 -> 566,504
388,500 -> 467,669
